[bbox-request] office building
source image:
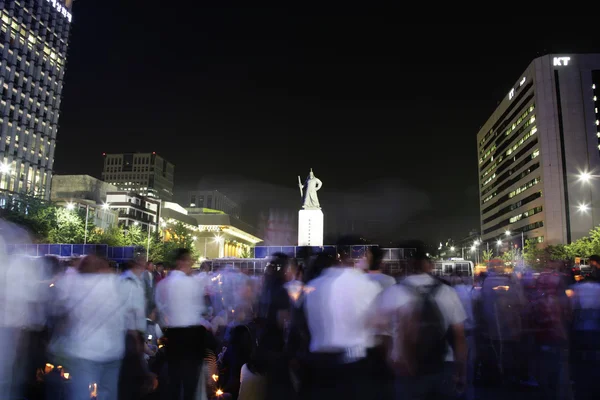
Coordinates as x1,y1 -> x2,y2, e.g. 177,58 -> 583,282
187,189 -> 240,218
0,0 -> 73,199
106,191 -> 160,232
478,54 -> 600,246
51,174 -> 118,230
102,152 -> 175,201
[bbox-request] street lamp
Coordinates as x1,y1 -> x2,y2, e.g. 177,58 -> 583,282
66,202 -> 75,210
578,203 -> 590,212
497,239 -> 502,246
578,171 -> 592,183
450,246 -> 455,252
102,203 -> 110,210
505,230 -> 511,237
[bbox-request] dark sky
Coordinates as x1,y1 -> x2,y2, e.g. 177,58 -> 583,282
52,4 -> 600,245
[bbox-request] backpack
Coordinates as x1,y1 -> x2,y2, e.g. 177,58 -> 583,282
391,280 -> 447,376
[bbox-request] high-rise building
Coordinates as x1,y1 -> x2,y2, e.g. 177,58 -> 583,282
0,0 -> 73,199
102,152 -> 175,201
478,54 -> 600,247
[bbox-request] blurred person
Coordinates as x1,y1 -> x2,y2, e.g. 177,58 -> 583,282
256,253 -> 295,399
142,260 -> 156,316
0,221 -> 40,400
479,265 -> 526,385
366,245 -> 396,290
450,273 -> 476,400
589,254 -> 600,279
154,262 -> 166,285
119,259 -> 154,399
51,255 -> 126,400
155,248 -> 207,400
284,258 -> 304,307
532,261 -> 572,400
377,253 -> 467,400
301,237 -> 382,399
570,261 -> 600,400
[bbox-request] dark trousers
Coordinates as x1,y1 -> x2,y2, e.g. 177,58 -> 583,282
119,331 -> 148,400
165,326 -> 206,400
300,353 -> 374,400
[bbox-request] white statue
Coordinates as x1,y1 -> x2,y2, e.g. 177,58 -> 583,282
298,168 -> 323,209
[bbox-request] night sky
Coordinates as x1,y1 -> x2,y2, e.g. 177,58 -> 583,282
52,4 -> 600,245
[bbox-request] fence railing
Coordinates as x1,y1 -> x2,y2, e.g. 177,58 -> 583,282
5,243 -> 136,262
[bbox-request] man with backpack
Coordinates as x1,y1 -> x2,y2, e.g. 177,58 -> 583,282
377,252 -> 467,399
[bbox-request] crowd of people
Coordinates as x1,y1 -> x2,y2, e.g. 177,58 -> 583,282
1,228 -> 600,400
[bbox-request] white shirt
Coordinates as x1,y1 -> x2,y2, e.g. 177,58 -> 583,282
378,273 -> 467,361
366,271 -> 396,290
155,270 -> 205,328
120,270 -> 147,332
238,364 -> 266,400
52,273 -> 126,362
304,267 -> 381,354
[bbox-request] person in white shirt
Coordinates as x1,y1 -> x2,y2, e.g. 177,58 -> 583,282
377,253 -> 467,399
365,246 -> 396,290
119,258 -> 151,399
53,255 -> 126,400
302,238 -> 382,399
155,248 -> 206,400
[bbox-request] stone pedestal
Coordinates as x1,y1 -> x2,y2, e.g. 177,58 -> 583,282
298,209 -> 324,246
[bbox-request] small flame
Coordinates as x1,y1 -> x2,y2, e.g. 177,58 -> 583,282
216,389 -> 223,396
212,374 -> 218,382
62,372 -> 70,380
565,289 -> 575,298
44,363 -> 54,374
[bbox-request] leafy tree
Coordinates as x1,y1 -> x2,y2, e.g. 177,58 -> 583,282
482,249 -> 494,263
97,226 -> 127,247
47,207 -> 85,244
124,224 -> 147,247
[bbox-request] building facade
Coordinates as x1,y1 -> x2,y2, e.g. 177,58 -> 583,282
478,54 -> 600,246
160,204 -> 262,259
51,174 -> 118,230
102,152 -> 175,201
187,189 -> 240,218
0,0 -> 73,199
106,191 -> 160,232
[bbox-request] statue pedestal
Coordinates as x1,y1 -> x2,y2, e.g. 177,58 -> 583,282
298,209 -> 324,246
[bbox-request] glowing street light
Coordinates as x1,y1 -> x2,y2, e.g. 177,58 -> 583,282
497,239 -> 502,246
474,240 -> 480,246
450,246 -> 455,251
578,171 -> 592,183
505,230 -> 511,237
470,245 -> 476,252
192,236 -> 197,241
66,202 -> 75,210
102,203 -> 110,210
578,203 -> 590,212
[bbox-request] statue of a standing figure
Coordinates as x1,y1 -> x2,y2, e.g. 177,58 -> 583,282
298,168 -> 323,209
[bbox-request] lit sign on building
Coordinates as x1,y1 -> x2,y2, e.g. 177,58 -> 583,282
508,77 -> 527,100
46,0 -> 72,23
553,56 -> 571,66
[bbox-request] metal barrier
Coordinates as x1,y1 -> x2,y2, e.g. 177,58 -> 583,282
5,243 -> 136,263
253,245 -> 416,260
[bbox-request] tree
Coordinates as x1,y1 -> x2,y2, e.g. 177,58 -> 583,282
47,207 -> 85,244
482,249 -> 494,263
124,224 -> 146,247
97,226 -> 127,247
